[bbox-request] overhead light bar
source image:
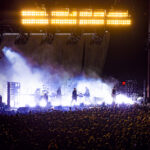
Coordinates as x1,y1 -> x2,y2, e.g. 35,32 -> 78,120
21,11 -> 48,16
107,11 -> 129,18
52,11 -> 69,16
93,12 -> 105,17
107,20 -> 131,25
51,11 -> 77,17
22,19 -> 49,24
79,11 -> 92,17
79,19 -> 104,25
51,19 -> 77,24
21,9 -> 132,26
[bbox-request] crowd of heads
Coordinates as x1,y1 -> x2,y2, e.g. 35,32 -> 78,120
0,104 -> 150,150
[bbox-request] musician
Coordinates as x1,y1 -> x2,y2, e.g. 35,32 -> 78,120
35,88 -> 41,101
57,87 -> 61,97
43,92 -> 48,102
0,95 -> 2,105
112,86 -> 117,102
72,88 -> 77,100
84,87 -> 90,97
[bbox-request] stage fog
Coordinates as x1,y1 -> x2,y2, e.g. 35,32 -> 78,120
0,33 -> 134,107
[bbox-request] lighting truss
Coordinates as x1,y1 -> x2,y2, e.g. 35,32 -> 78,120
51,19 -> 77,25
79,19 -> 104,25
21,11 -> 48,16
21,9 -> 132,26
107,20 -> 131,25
107,11 -> 129,18
41,33 -> 54,44
14,33 -> 30,45
66,33 -> 81,44
90,33 -> 103,45
22,19 -> 49,25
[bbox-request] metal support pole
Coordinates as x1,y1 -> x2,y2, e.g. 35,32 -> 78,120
7,82 -> 10,107
147,40 -> 150,101
147,0 -> 150,102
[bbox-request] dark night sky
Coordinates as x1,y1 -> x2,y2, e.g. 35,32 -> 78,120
103,0 -> 148,82
0,0 -> 149,82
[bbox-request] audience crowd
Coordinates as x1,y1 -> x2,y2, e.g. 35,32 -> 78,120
0,104 -> 150,150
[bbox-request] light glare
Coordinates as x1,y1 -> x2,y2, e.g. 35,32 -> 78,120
39,99 -> 47,107
116,94 -> 135,105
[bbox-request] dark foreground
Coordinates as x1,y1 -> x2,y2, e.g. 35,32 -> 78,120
0,105 -> 150,150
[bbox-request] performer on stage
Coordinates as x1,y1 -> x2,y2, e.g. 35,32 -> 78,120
84,87 -> 90,97
43,92 -> 48,102
35,88 -> 41,101
72,88 -> 77,101
112,86 -> 117,103
57,87 -> 61,97
0,95 -> 2,104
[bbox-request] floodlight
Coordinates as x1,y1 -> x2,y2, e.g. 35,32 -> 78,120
21,11 -> 48,16
79,19 -> 104,25
22,19 -> 49,25
21,9 -> 132,26
51,11 -> 69,16
51,19 -> 77,24
39,99 -> 47,107
93,12 -> 105,17
107,11 -> 129,18
79,11 -> 92,17
107,20 -> 131,25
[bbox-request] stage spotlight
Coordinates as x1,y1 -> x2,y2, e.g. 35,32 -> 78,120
90,33 -> 103,45
39,99 -> 47,107
66,33 -> 81,44
41,33 -> 54,44
14,33 -> 30,45
122,81 -> 126,86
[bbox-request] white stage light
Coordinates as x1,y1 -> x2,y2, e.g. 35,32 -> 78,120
39,99 -> 47,107
116,94 -> 134,105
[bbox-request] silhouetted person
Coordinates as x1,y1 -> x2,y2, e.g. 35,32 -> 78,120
0,95 -> 4,111
35,88 -> 41,102
84,87 -> 90,97
0,95 -> 2,104
112,87 -> 117,102
43,93 -> 48,102
72,88 -> 77,100
57,87 -> 61,97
